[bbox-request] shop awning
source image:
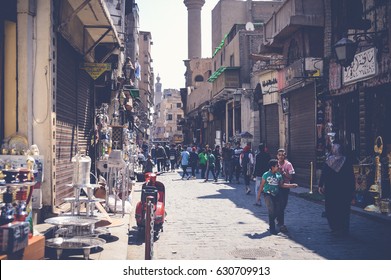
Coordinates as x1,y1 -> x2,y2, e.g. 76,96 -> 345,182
58,0 -> 122,62
130,89 -> 140,99
207,66 -> 240,83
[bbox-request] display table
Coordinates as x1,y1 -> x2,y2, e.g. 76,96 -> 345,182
0,235 -> 45,260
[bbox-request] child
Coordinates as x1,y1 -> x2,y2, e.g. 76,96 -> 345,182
256,159 -> 297,235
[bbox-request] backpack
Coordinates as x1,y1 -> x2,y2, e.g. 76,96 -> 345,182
242,151 -> 253,175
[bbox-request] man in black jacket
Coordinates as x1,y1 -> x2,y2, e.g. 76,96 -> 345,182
156,143 -> 167,172
253,143 -> 271,206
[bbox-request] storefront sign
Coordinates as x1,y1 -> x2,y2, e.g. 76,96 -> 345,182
259,70 -> 278,94
80,63 -> 111,80
343,47 -> 377,85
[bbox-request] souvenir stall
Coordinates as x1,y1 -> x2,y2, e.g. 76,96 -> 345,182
94,88 -> 137,215
0,135 -> 45,260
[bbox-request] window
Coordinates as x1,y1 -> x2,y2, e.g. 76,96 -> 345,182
167,114 -> 173,121
230,54 -> 234,67
195,75 -> 204,82
176,103 -> 181,108
177,114 -> 182,120
177,126 -> 182,131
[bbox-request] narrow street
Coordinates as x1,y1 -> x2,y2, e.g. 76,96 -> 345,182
127,170 -> 391,260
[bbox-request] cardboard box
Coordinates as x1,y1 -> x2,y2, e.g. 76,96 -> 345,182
0,222 -> 29,254
23,235 -> 45,260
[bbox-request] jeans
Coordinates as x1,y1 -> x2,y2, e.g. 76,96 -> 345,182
255,176 -> 262,202
277,188 -> 290,226
264,193 -> 281,230
181,164 -> 189,178
222,160 -> 231,181
205,165 -> 217,181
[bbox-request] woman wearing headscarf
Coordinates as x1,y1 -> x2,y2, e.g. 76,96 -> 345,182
318,144 -> 355,236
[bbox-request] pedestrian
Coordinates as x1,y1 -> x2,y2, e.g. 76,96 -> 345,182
204,148 -> 217,182
141,141 -> 149,159
180,145 -> 191,180
240,144 -> 254,194
164,144 -> 171,172
233,142 -> 243,183
156,143 -> 167,172
169,144 -> 177,171
143,154 -> 155,174
213,145 -> 222,178
221,142 -> 233,182
256,159 -> 298,235
198,148 -> 207,179
318,144 -> 355,236
276,148 -> 295,233
150,144 -> 157,164
253,143 -> 271,206
189,146 -> 198,178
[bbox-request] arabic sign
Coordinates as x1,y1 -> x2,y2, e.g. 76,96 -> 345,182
259,70 -> 278,94
343,48 -> 377,85
80,63 -> 111,80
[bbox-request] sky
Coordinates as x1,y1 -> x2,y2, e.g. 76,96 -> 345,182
137,0 -> 220,90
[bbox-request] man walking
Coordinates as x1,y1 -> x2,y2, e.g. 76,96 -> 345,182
276,148 -> 295,233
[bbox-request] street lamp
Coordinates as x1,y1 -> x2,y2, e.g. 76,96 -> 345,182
334,37 -> 357,67
233,89 -> 242,103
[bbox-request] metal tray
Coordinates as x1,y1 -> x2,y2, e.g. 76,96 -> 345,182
44,216 -> 99,226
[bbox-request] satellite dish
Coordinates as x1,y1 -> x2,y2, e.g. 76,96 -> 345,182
245,22 -> 255,31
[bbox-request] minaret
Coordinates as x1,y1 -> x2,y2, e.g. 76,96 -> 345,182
184,0 -> 205,59
154,75 -> 163,105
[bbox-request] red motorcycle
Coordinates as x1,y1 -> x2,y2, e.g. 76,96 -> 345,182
135,173 -> 166,238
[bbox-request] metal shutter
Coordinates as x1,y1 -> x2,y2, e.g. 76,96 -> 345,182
55,36 -> 92,207
289,85 -> 316,187
264,104 -> 279,156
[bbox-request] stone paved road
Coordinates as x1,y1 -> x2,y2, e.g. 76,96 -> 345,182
127,170 -> 391,260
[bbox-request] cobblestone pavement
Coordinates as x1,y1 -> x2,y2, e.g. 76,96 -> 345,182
127,169 -> 391,260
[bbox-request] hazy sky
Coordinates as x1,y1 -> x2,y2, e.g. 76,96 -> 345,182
138,0 -> 220,90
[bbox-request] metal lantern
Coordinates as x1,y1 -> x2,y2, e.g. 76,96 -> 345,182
334,38 -> 357,67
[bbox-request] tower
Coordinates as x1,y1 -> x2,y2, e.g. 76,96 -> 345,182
183,0 -> 205,59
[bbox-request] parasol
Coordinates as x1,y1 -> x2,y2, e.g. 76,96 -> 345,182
240,131 -> 253,139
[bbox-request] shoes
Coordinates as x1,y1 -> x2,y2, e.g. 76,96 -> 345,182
214,179 -> 217,182
187,175 -> 191,180
254,202 -> 262,207
181,177 -> 184,180
246,187 -> 251,195
203,180 -> 207,182
279,225 -> 288,233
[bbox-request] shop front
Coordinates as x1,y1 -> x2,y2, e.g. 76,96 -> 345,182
329,46 -> 391,214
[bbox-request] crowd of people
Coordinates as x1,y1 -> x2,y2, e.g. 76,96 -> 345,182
137,140 -> 354,237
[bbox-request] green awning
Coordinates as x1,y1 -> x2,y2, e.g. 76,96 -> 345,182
212,34 -> 228,58
208,67 -> 227,82
130,89 -> 140,99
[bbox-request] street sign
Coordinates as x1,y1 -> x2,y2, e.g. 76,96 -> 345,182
80,63 -> 111,80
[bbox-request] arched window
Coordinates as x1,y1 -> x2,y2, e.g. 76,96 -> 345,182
195,75 -> 204,82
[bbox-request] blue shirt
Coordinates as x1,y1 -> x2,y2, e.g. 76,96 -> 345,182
181,151 -> 190,165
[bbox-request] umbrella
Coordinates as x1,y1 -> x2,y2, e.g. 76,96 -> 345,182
240,131 -> 253,139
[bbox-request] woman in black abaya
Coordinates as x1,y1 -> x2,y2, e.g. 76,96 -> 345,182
319,144 -> 355,236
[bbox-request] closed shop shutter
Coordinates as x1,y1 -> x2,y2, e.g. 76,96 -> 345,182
264,104 -> 279,156
55,36 -> 93,207
289,85 -> 316,186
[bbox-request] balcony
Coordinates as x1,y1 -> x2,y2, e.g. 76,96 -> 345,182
261,0 -> 324,52
208,67 -> 240,98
